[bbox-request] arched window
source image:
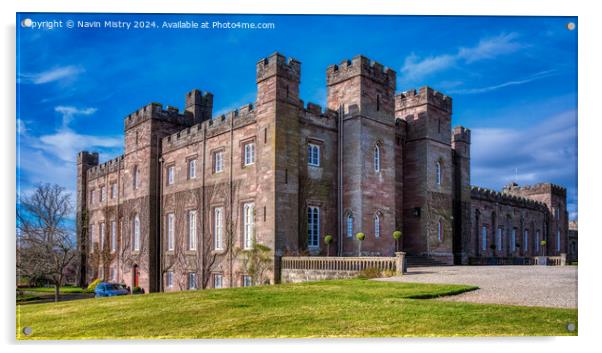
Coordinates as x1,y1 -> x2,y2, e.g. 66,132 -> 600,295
133,214 -> 140,251
346,213 -> 353,238
374,213 -> 381,238
436,161 -> 442,185
437,220 -> 443,241
374,145 -> 380,172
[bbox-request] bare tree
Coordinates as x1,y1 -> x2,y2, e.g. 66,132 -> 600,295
239,242 -> 272,286
17,183 -> 78,302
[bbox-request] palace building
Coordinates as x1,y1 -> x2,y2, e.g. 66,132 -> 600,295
76,52 -> 569,292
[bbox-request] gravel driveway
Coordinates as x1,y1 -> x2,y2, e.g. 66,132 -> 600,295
377,266 -> 577,308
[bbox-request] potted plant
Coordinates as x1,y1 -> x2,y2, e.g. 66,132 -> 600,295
356,232 -> 365,256
324,235 -> 333,257
540,240 -> 547,256
392,230 -> 402,252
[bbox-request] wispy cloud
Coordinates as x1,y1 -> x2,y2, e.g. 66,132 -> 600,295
448,70 -> 558,95
400,32 -> 523,83
54,105 -> 98,127
19,65 -> 84,85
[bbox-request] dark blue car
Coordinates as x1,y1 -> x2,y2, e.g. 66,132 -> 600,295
94,282 -> 130,298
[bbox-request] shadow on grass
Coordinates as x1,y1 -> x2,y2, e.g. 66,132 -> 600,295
404,286 -> 479,299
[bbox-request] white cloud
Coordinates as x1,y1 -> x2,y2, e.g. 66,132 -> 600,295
19,65 -> 84,85
448,70 -> 558,95
400,32 -> 523,83
54,105 -> 98,127
457,32 -> 523,63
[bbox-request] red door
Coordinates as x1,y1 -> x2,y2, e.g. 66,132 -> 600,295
133,265 -> 139,287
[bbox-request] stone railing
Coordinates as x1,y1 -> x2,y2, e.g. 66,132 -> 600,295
280,253 -> 406,283
469,254 -> 566,266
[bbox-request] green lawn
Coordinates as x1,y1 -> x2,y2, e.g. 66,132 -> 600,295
16,279 -> 577,339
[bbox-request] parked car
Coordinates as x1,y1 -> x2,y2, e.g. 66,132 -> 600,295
94,282 -> 130,298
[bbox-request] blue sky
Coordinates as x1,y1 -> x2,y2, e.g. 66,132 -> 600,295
16,13 -> 578,220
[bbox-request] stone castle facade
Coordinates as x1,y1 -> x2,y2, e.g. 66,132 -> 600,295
76,52 -> 569,292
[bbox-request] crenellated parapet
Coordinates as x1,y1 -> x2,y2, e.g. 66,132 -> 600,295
395,86 -> 452,113
124,102 -> 194,131
326,55 -> 396,89
161,103 -> 257,153
471,186 -> 548,212
256,52 -> 301,83
502,182 -> 567,198
452,126 -> 471,144
87,155 -> 125,180
300,102 -> 337,129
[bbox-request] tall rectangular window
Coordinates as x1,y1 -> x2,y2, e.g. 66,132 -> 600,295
535,230 -> 540,253
188,210 -> 197,250
188,159 -> 197,179
133,215 -> 140,251
307,206 -> 320,248
100,222 -> 105,250
133,166 -> 140,190
524,230 -> 529,254
308,143 -> 320,166
166,271 -> 173,288
214,207 -> 224,250
214,150 -> 224,173
437,220 -> 443,241
214,274 -> 223,288
111,220 -> 117,252
111,183 -> 117,199
188,272 -> 197,290
90,189 -> 95,204
167,165 -> 175,185
243,275 -> 252,287
511,228 -> 516,252
167,213 -> 175,251
481,226 -> 487,251
90,223 -> 96,252
243,203 -> 255,249
244,143 -> 255,166
100,186 -> 105,202
374,145 -> 380,172
557,229 -> 561,252
347,214 -> 353,238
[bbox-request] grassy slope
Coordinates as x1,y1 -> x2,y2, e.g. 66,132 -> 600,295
16,279 -> 577,339
19,287 -> 84,294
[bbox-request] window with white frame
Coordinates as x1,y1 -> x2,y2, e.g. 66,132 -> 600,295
133,214 -> 140,251
111,220 -> 117,252
243,275 -> 252,287
214,274 -> 223,288
481,226 -> 487,251
167,213 -> 175,251
167,165 -> 175,185
524,230 -> 529,253
244,142 -> 255,166
307,206 -> 320,248
374,145 -> 381,172
243,203 -> 255,249
437,220 -> 443,242
214,207 -> 224,250
374,213 -> 381,238
90,189 -> 95,204
511,228 -> 516,252
496,227 -> 502,250
188,272 -> 197,290
188,159 -> 197,179
308,143 -> 320,166
557,229 -> 561,252
111,183 -> 117,199
346,213 -> 353,238
166,271 -> 173,288
100,222 -> 105,250
214,150 -> 224,173
188,210 -> 197,250
100,186 -> 105,202
436,161 -> 442,185
90,223 -> 96,252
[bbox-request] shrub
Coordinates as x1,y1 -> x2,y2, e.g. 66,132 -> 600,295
84,279 -> 101,293
324,235 -> 333,245
357,267 -> 382,279
355,232 -> 365,241
392,231 -> 402,240
133,286 -> 144,294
